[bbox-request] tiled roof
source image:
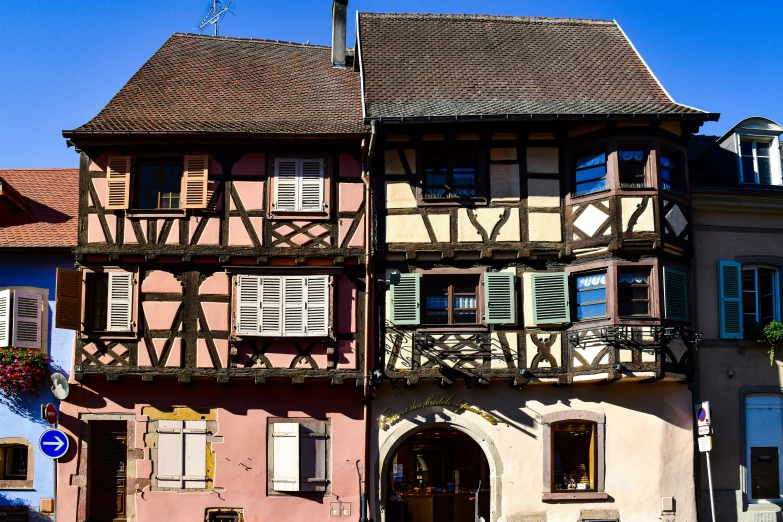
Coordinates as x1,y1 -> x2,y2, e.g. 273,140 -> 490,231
67,33 -> 364,135
357,13 -> 712,120
0,169 -> 79,248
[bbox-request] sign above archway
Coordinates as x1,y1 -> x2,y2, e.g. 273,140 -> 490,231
377,394 -> 499,430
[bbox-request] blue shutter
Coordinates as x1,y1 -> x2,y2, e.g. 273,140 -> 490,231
718,260 -> 743,339
663,267 -> 689,322
531,273 -> 570,325
484,272 -> 515,324
390,274 -> 420,326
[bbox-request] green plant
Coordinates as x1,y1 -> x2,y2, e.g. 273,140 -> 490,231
0,349 -> 50,394
758,321 -> 783,366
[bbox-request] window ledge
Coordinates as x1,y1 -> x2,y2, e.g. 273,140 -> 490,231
80,333 -> 137,342
542,491 -> 608,502
747,502 -> 782,512
125,209 -> 187,218
416,326 -> 489,333
570,188 -> 611,200
0,479 -> 33,490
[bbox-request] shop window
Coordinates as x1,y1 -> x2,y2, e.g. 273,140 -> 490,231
618,270 -> 650,317
423,276 -> 479,325
617,147 -> 648,188
155,420 -> 210,490
422,148 -> 481,200
573,151 -> 607,196
268,418 -> 330,495
134,160 -> 183,209
745,394 -> 783,501
575,272 -> 607,320
661,148 -> 684,192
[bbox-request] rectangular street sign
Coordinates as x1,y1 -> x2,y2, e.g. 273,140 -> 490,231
698,435 -> 712,453
695,401 -> 711,428
698,426 -> 710,436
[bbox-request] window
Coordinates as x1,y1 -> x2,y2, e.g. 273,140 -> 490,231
0,289 -> 43,349
743,267 -> 780,334
235,275 -> 329,337
617,147 -> 648,188
268,418 -> 329,494
575,273 -> 607,320
134,161 -> 183,209
618,271 -> 650,317
207,510 -> 241,522
155,420 -> 209,489
81,271 -> 135,335
740,139 -> 775,185
422,149 -> 479,199
2,446 -> 27,480
574,151 -> 607,196
273,158 -> 325,212
423,276 -> 479,325
660,148 -> 683,192
746,395 -> 783,501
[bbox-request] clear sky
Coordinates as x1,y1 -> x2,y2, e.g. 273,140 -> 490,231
1,0 -> 781,168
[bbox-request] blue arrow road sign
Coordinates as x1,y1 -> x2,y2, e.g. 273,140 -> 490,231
39,429 -> 69,459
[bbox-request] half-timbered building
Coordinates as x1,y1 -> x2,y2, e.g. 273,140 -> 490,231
357,13 -> 718,522
55,3 -> 371,521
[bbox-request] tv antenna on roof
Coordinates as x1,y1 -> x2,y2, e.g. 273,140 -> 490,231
198,0 -> 234,36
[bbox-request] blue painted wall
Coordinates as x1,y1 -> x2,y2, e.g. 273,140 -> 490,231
0,254 -> 74,521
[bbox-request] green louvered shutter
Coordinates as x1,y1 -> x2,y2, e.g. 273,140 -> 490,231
484,272 -> 515,324
531,273 -> 570,325
663,267 -> 689,322
718,260 -> 743,339
390,273 -> 420,325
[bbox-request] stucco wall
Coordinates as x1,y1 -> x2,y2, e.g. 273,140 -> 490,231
371,381 -> 696,522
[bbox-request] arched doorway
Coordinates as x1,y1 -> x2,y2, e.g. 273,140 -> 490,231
384,427 -> 490,522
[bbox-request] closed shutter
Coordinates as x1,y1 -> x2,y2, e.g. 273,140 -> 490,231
274,159 -> 299,212
105,156 -> 131,210
107,272 -> 134,332
299,421 -> 328,492
0,289 -> 10,348
55,268 -> 82,331
283,277 -> 305,336
272,423 -> 300,492
12,291 -> 42,349
300,160 -> 325,212
484,272 -> 515,324
236,275 -> 261,336
183,420 -> 208,489
157,420 -> 184,488
390,273 -> 420,326
181,155 -> 209,209
259,276 -> 282,336
718,260 -> 743,339
531,273 -> 570,325
663,267 -> 689,322
305,276 -> 329,336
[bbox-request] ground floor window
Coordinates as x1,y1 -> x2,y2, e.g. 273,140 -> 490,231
552,421 -> 597,491
746,394 -> 783,501
1,445 -> 27,480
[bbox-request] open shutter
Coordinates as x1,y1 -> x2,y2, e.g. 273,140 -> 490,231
236,275 -> 261,336
390,273 -> 420,326
305,276 -> 329,337
157,420 -> 184,488
181,155 -> 209,209
272,423 -> 300,491
55,268 -> 82,331
12,291 -> 42,349
0,290 -> 10,348
299,421 -> 328,492
300,160 -> 325,212
484,272 -> 515,324
663,267 -> 689,322
274,159 -> 299,212
107,272 -> 134,332
183,420 -> 208,489
531,273 -> 570,325
283,277 -> 305,336
105,156 -> 131,210
259,276 -> 282,336
719,260 -> 743,339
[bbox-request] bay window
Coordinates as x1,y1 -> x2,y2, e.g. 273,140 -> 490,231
574,151 -> 607,196
575,273 -> 607,320
617,147 -> 648,188
618,271 -> 650,317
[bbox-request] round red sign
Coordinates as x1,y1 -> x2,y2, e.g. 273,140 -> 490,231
44,403 -> 57,425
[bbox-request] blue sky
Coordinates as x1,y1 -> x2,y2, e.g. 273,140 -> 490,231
0,0 -> 781,168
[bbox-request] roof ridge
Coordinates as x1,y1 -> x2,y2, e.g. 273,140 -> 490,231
357,12 -> 615,25
171,32 -> 335,49
0,168 -> 78,172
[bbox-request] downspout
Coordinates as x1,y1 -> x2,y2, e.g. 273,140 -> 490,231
360,120 -> 377,522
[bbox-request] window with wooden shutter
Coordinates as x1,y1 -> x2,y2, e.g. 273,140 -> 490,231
484,272 -> 515,324
12,291 -> 41,349
271,422 -> 300,492
390,273 -> 420,326
283,277 -> 305,336
183,421 -> 208,489
274,159 -> 299,212
55,268 -> 82,331
156,420 -> 209,490
105,156 -> 131,210
107,272 -> 134,332
663,267 -> 689,322
0,290 -> 10,348
299,421 -> 328,492
305,276 -> 329,337
260,276 -> 282,336
719,260 -> 743,339
273,158 -> 326,213
181,155 -> 209,209
236,275 -> 261,336
531,273 -> 570,325
299,160 -> 325,212
269,419 -> 330,494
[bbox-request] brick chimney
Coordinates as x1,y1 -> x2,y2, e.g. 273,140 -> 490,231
331,0 -> 348,68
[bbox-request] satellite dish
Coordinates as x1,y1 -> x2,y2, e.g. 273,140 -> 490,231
50,373 -> 70,400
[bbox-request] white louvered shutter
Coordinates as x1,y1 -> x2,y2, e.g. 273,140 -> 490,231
105,156 -> 131,210
260,276 -> 282,336
300,160 -> 325,212
272,423 -> 300,491
275,159 -> 299,212
305,276 -> 329,337
181,155 -> 209,209
283,277 -> 305,336
236,275 -> 261,336
157,420 -> 184,488
183,420 -> 208,489
0,290 -> 11,348
12,291 -> 42,349
107,272 -> 134,332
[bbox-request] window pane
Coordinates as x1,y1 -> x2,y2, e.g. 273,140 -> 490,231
137,165 -> 159,209
756,141 -> 771,157
740,140 -> 753,157
5,446 -> 27,477
576,288 -> 606,306
426,296 -> 448,310
576,273 -> 606,289
552,422 -> 596,492
758,157 -> 772,185
741,157 -> 757,184
577,303 -> 606,320
618,269 -> 649,316
575,165 -> 607,183
575,179 -> 607,195
759,269 -> 776,322
454,296 -> 476,309
452,168 -> 476,197
576,152 -> 606,169
454,310 -> 477,324
424,169 -> 448,198
86,273 -> 110,332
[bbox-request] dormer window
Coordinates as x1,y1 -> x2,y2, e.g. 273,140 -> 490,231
740,139 -> 778,185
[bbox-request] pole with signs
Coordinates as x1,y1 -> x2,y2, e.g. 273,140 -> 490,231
695,401 -> 715,522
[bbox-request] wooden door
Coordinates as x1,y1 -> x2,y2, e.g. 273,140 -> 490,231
89,421 -> 127,521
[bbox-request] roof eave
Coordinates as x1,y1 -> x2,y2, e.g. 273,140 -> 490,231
364,112 -> 720,125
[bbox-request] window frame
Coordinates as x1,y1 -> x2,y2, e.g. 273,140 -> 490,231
268,154 -> 331,219
0,286 -> 48,352
267,417 -> 331,496
0,438 -> 33,489
133,158 -> 184,210
79,268 -> 139,340
739,137 -> 779,186
740,388 -> 783,505
572,148 -> 609,197
617,269 -> 652,318
741,265 -> 781,335
415,144 -> 488,206
617,143 -> 651,189
574,271 -> 608,321
421,274 -> 481,326
414,267 -> 487,332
